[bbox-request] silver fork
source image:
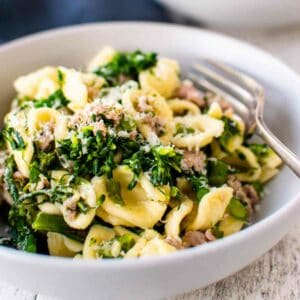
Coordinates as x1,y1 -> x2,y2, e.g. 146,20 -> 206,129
188,60 -> 300,177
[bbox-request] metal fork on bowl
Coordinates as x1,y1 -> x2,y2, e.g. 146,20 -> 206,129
188,60 -> 300,177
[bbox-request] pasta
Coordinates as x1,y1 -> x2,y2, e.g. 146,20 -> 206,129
0,47 -> 282,259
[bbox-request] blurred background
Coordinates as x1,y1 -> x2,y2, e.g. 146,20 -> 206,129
1,0 -> 300,42
1,0 -> 300,72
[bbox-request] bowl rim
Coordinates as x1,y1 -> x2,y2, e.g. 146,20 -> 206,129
0,21 -> 299,270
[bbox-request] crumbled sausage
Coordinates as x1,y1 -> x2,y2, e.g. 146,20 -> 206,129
36,175 -> 50,191
204,229 -> 216,241
175,80 -> 205,107
36,121 -> 55,151
183,231 -> 206,247
13,171 -> 25,181
243,184 -> 259,205
180,150 -> 206,173
165,236 -> 184,250
227,175 -> 260,217
64,195 -> 78,221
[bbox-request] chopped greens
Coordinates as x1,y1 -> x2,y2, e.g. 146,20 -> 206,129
94,50 -> 157,85
175,124 -> 195,136
219,117 -> 240,151
32,213 -> 86,242
248,143 -> 269,158
4,156 -> 19,202
2,127 -> 26,150
149,146 -> 182,186
206,159 -> 229,187
96,233 -> 135,258
190,175 -> 210,202
34,89 -> 69,109
106,179 -> 124,205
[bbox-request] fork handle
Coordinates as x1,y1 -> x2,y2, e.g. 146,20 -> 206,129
257,119 -> 300,177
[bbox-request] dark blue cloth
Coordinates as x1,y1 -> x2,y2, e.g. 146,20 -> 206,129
0,0 -> 171,42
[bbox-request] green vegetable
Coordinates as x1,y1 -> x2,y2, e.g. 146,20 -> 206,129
2,127 -> 26,150
207,159 -> 229,187
211,223 -> 224,239
228,197 -> 248,221
18,185 -> 73,204
252,181 -> 264,197
149,146 -> 182,186
3,156 -> 19,202
219,117 -> 240,151
106,179 -> 124,205
94,50 -> 157,85
32,212 -> 86,243
175,124 -> 195,136
77,199 -> 89,214
3,156 -> 37,252
34,89 -> 69,109
28,149 -> 57,183
58,130 -> 117,178
96,233 -> 135,258
97,195 -> 106,206
119,116 -> 137,132
190,175 -> 210,202
248,143 -> 269,158
9,205 -> 37,253
123,151 -> 143,190
57,69 -> 65,85
117,233 -> 135,252
29,161 -> 41,183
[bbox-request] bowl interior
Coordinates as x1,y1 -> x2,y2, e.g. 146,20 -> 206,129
0,22 -> 299,228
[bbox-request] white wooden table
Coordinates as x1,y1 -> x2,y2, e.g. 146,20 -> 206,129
1,25 -> 300,300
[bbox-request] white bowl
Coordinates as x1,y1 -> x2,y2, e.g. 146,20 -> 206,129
0,22 -> 299,300
157,0 -> 300,29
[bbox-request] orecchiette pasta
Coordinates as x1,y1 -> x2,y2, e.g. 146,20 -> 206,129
92,166 -> 169,228
28,107 -> 67,141
218,215 -> 244,237
62,184 -> 97,230
165,197 -> 193,238
168,99 -> 200,116
47,232 -> 83,257
83,224 -> 116,259
186,187 -> 233,231
139,58 -> 180,98
86,46 -> 117,72
59,67 -> 88,112
14,66 -> 59,99
172,115 -> 224,150
122,89 -> 174,145
12,138 -> 34,178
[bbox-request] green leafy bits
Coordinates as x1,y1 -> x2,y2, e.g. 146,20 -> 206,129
94,50 -> 157,85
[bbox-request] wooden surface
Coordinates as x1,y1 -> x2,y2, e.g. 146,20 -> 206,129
1,25 -> 300,300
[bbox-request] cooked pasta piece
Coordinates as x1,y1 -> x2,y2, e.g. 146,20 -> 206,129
87,46 -> 117,72
186,187 -> 233,231
92,166 -> 169,228
14,66 -> 59,99
172,115 -> 224,150
168,99 -> 200,116
83,224 -> 116,259
122,89 -> 174,145
47,232 -> 83,257
165,197 -> 193,238
139,58 -> 180,98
